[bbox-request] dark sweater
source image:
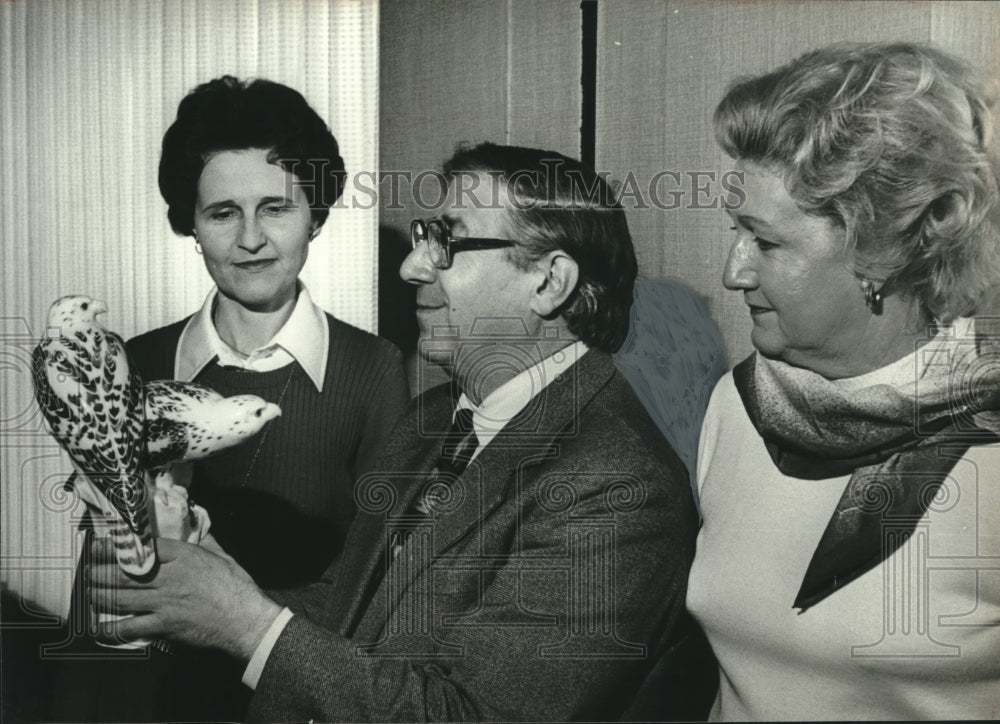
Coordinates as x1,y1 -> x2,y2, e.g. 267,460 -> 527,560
126,313 -> 410,588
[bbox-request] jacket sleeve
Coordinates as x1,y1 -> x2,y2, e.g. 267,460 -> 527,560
263,556 -> 344,623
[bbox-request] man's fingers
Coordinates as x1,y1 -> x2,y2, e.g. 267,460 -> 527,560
87,561 -> 152,591
153,535 -> 219,565
152,536 -> 186,562
95,612 -> 164,645
92,535 -> 227,575
89,581 -> 159,615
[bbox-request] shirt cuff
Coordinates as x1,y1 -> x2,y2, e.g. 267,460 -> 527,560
241,607 -> 294,690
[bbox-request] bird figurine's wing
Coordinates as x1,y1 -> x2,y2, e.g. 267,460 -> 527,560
144,379 -> 280,468
31,295 -> 155,576
145,416 -> 191,472
31,342 -> 74,439
146,379 -> 221,410
144,380 -> 221,470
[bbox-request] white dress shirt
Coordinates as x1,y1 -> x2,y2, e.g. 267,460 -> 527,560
175,282 -> 330,392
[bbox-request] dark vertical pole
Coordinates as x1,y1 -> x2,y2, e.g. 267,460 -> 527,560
580,0 -> 598,168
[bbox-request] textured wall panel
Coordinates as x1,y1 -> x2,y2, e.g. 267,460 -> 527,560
507,0 -> 582,159
379,0 -> 509,237
593,0 -> 1000,367
930,1 -> 1000,72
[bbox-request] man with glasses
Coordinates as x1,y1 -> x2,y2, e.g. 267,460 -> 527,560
88,143 -> 715,721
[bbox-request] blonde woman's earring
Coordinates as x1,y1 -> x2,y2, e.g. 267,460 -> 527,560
194,241 -> 203,255
862,280 -> 883,315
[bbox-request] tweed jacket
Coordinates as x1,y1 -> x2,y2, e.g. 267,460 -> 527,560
248,350 -> 715,722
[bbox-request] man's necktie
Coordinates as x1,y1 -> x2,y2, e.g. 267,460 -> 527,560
391,408 -> 480,557
434,407 -> 479,473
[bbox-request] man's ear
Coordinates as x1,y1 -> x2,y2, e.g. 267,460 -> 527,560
530,251 -> 579,317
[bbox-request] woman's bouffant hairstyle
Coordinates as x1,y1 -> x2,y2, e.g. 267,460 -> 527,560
442,143 -> 637,353
159,76 -> 346,236
715,42 -> 1000,322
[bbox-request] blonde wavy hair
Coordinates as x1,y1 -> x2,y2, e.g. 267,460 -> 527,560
715,42 -> 1000,322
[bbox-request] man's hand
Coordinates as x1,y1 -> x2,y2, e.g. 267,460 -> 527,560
87,536 -> 283,662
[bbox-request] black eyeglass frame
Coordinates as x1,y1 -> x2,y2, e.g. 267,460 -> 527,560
410,217 -> 517,270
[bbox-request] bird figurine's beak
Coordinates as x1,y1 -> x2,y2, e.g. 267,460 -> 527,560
92,299 -> 109,315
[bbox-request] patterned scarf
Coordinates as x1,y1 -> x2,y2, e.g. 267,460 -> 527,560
732,317 -> 1000,610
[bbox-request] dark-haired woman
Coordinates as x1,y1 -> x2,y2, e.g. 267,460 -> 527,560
144,75 -> 408,592
53,76 -> 408,723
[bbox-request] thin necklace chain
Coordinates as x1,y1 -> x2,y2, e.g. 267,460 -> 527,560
241,365 -> 297,488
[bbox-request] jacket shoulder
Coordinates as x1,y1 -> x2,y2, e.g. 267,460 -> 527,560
570,367 -> 693,501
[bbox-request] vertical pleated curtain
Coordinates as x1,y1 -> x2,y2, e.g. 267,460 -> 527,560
0,0 -> 377,618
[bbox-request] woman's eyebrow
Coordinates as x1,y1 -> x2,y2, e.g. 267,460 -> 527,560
199,199 -> 236,211
200,196 -> 295,211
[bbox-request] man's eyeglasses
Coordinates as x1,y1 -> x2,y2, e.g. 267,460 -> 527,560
410,217 -> 517,270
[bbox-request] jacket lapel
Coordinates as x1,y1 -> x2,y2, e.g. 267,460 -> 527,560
368,349 -> 619,626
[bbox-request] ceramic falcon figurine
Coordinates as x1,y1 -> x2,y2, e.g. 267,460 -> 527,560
31,295 -> 155,576
144,379 -> 281,476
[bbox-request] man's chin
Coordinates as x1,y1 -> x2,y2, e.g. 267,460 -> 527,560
416,345 -> 455,369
